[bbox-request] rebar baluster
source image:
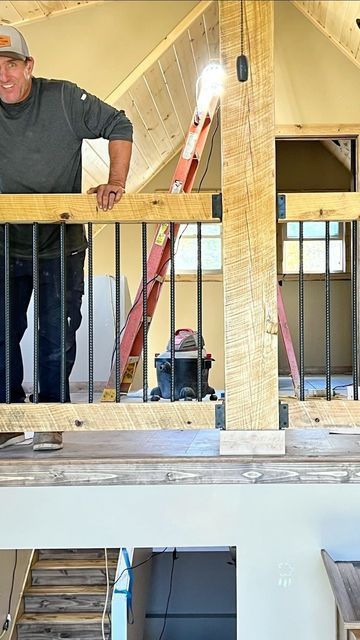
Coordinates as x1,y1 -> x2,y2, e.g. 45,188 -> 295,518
325,221 -> 331,400
142,223 -> 148,402
197,222 -> 203,402
115,223 -> 121,403
33,223 -> 39,403
299,221 -> 305,401
170,223 -> 176,402
4,224 -> 10,404
88,223 -> 94,403
60,223 -> 66,403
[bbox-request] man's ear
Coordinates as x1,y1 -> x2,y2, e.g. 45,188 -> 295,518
25,57 -> 34,77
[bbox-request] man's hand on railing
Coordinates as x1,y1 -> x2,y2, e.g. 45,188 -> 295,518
87,182 -> 126,212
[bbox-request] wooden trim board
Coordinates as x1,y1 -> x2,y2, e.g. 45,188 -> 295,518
0,193 -> 219,224
288,399 -> 360,428
278,193 -> 360,222
0,402 -> 218,432
276,125 -> 360,139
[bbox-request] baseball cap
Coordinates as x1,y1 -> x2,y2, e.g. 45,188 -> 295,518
0,25 -> 30,60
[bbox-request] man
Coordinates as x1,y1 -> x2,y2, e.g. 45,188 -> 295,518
0,25 -> 133,451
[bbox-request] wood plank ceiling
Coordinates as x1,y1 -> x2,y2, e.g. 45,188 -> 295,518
292,1 -> 360,70
84,0 -> 219,193
0,1 -> 102,25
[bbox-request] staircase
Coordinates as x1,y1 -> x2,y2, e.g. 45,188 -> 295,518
16,548 -> 118,640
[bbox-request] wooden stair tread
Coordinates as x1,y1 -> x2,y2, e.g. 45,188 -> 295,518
25,585 -> 107,595
19,612 -> 108,624
32,559 -> 117,570
38,549 -> 118,559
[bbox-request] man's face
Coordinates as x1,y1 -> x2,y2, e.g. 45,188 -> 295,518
0,56 -> 34,104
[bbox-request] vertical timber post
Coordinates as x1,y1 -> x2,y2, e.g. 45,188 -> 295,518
220,1 -> 281,447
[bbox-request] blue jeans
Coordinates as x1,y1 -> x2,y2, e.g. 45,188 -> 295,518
0,251 -> 85,403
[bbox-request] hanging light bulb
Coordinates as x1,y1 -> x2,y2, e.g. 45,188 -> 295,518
195,62 -> 225,119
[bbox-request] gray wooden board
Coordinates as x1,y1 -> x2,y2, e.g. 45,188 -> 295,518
322,551 -> 360,628
2,429 -> 360,486
24,593 -> 108,613
17,624 -> 109,640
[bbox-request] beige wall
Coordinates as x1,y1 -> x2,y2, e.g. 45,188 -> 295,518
275,1 -> 360,123
0,550 -> 32,639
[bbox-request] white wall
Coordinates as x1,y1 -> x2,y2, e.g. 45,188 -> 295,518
1,484 -> 360,640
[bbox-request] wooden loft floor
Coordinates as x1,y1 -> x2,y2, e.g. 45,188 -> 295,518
0,429 -> 360,487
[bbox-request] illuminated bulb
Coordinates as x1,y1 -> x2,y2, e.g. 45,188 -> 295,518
196,62 -> 225,118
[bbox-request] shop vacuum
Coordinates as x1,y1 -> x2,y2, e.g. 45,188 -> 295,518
150,328 -> 217,401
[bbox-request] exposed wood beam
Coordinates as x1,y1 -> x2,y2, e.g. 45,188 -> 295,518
220,0 -> 278,431
288,399 -> 360,428
0,403 -> 217,432
0,193 -> 220,224
291,1 -> 360,73
105,0 -> 213,105
277,192 -> 360,222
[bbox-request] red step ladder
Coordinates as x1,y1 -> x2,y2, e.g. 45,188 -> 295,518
101,97 -> 299,401
101,94 -> 220,401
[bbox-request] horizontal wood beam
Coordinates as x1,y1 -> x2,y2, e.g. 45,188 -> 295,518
275,124 -> 360,139
0,193 -> 220,224
288,399 -> 360,428
0,402 -> 218,432
277,193 -> 360,222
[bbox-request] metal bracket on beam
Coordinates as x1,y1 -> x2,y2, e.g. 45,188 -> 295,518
277,194 -> 286,219
212,193 -> 223,221
215,402 -> 225,429
279,401 -> 289,429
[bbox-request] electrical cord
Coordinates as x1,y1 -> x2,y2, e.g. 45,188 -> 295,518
197,107 -> 220,194
0,550 -> 18,639
157,548 -> 177,640
107,548 -> 168,640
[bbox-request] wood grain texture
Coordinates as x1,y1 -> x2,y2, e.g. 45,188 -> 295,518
278,193 -> 360,222
0,402 -> 218,432
105,1 -> 213,106
220,430 -> 285,455
288,399 -> 360,428
275,125 -> 360,138
0,1 -> 102,26
292,1 -> 360,74
2,429 -> 360,487
321,550 -> 360,629
0,193 -> 219,224
220,0 -> 278,430
24,589 -> 108,613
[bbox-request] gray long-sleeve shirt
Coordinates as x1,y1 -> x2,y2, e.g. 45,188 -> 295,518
0,77 -> 133,257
